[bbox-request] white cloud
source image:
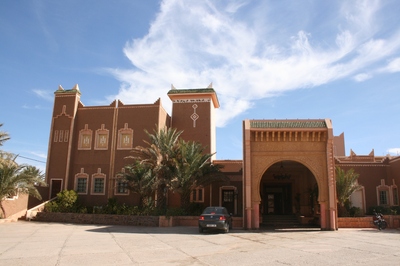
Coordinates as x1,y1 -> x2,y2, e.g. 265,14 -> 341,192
387,148 -> 400,155
353,73 -> 371,82
30,151 -> 47,159
107,0 -> 400,127
385,57 -> 400,73
33,89 -> 53,101
22,104 -> 45,110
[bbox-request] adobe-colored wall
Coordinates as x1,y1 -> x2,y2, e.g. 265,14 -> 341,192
339,164 -> 388,209
338,215 -> 400,229
28,186 -> 49,209
389,158 -> 400,187
171,101 -> 213,155
47,90 -> 170,207
1,194 -> 29,219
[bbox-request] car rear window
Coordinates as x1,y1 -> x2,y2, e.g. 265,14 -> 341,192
203,207 -> 224,214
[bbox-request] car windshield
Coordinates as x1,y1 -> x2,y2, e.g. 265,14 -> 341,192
202,207 -> 225,215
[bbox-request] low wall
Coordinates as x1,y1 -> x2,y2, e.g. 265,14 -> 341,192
338,215 -> 400,229
159,216 -> 243,228
1,193 -> 29,220
35,212 -> 159,227
34,212 -> 244,228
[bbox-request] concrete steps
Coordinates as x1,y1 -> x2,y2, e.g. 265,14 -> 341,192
261,214 -> 303,228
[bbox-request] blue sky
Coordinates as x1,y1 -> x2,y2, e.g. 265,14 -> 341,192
1,0 -> 400,172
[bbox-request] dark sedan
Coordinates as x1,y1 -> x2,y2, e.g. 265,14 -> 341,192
198,206 -> 232,233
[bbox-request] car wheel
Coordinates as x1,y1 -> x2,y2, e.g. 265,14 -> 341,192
199,227 -> 203,233
224,223 -> 230,233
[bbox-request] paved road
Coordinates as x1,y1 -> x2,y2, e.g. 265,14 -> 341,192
0,221 -> 399,265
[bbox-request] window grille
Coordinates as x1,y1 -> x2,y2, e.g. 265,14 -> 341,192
93,178 -> 104,194
76,178 -> 87,194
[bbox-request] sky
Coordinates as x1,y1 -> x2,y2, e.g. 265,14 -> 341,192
1,0 -> 400,172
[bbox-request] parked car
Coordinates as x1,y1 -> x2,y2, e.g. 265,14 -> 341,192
198,206 -> 232,233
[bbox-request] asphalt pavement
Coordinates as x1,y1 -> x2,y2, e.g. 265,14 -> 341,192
0,221 -> 399,265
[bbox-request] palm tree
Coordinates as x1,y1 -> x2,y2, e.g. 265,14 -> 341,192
123,160 -> 156,208
126,127 -> 182,211
0,155 -> 46,218
0,123 -> 10,147
171,140 -> 228,211
336,166 -> 362,216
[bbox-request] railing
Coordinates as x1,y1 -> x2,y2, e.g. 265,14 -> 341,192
25,198 -> 56,221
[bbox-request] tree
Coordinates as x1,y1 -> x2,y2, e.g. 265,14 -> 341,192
126,127 -> 182,211
123,160 -> 156,208
0,155 -> 46,218
336,166 -> 362,216
171,140 -> 228,211
0,123 -> 10,147
125,127 -> 227,213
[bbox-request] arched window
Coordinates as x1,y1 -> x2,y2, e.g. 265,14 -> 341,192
78,124 -> 92,150
75,168 -> 89,194
91,169 -> 106,195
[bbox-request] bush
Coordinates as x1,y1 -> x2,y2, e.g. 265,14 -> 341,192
43,192 -> 206,216
165,207 -> 186,217
390,206 -> 400,215
44,190 -> 84,213
367,206 -> 400,215
185,202 -> 204,216
348,206 -> 364,217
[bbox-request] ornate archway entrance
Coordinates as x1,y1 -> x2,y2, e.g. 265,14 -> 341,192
260,160 -> 320,228
243,119 -> 337,230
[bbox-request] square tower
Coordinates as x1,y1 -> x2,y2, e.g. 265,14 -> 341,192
167,87 -> 219,159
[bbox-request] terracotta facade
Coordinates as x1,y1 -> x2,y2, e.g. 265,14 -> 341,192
42,85 -> 400,230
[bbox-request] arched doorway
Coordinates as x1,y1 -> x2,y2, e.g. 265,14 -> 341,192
260,160 -> 320,228
243,119 -> 337,230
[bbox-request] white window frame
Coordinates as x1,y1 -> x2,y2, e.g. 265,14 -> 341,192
91,169 -> 106,195
75,176 -> 88,195
191,187 -> 204,203
376,179 -> 390,206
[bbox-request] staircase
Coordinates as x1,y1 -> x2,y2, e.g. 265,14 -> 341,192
25,198 -> 55,221
261,214 -> 305,229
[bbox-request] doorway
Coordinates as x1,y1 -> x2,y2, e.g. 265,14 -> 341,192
50,179 -> 62,199
222,189 -> 235,215
263,184 -> 292,215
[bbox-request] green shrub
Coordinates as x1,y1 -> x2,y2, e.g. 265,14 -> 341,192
390,206 -> 400,215
45,190 -> 79,213
44,201 -> 59,212
185,202 -> 204,216
366,206 -> 398,215
165,207 -> 186,217
348,206 -> 364,217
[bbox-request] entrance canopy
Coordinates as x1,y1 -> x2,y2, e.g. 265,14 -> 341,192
242,119 -> 337,230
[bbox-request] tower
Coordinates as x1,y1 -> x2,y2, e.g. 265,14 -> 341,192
45,85 -> 81,199
167,86 -> 219,160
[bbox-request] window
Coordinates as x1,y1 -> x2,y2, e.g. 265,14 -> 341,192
64,130 -> 69,142
393,187 -> 398,206
116,180 -> 129,195
59,130 -> 64,142
117,123 -> 133,150
223,190 -> 234,203
91,170 -> 106,195
93,178 -> 105,194
76,178 -> 88,194
95,124 -> 109,150
78,125 -> 92,150
379,190 -> 388,205
54,130 -> 59,142
377,179 -> 390,206
191,187 -> 204,202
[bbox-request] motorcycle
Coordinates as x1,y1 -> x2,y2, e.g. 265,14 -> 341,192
373,212 -> 387,230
